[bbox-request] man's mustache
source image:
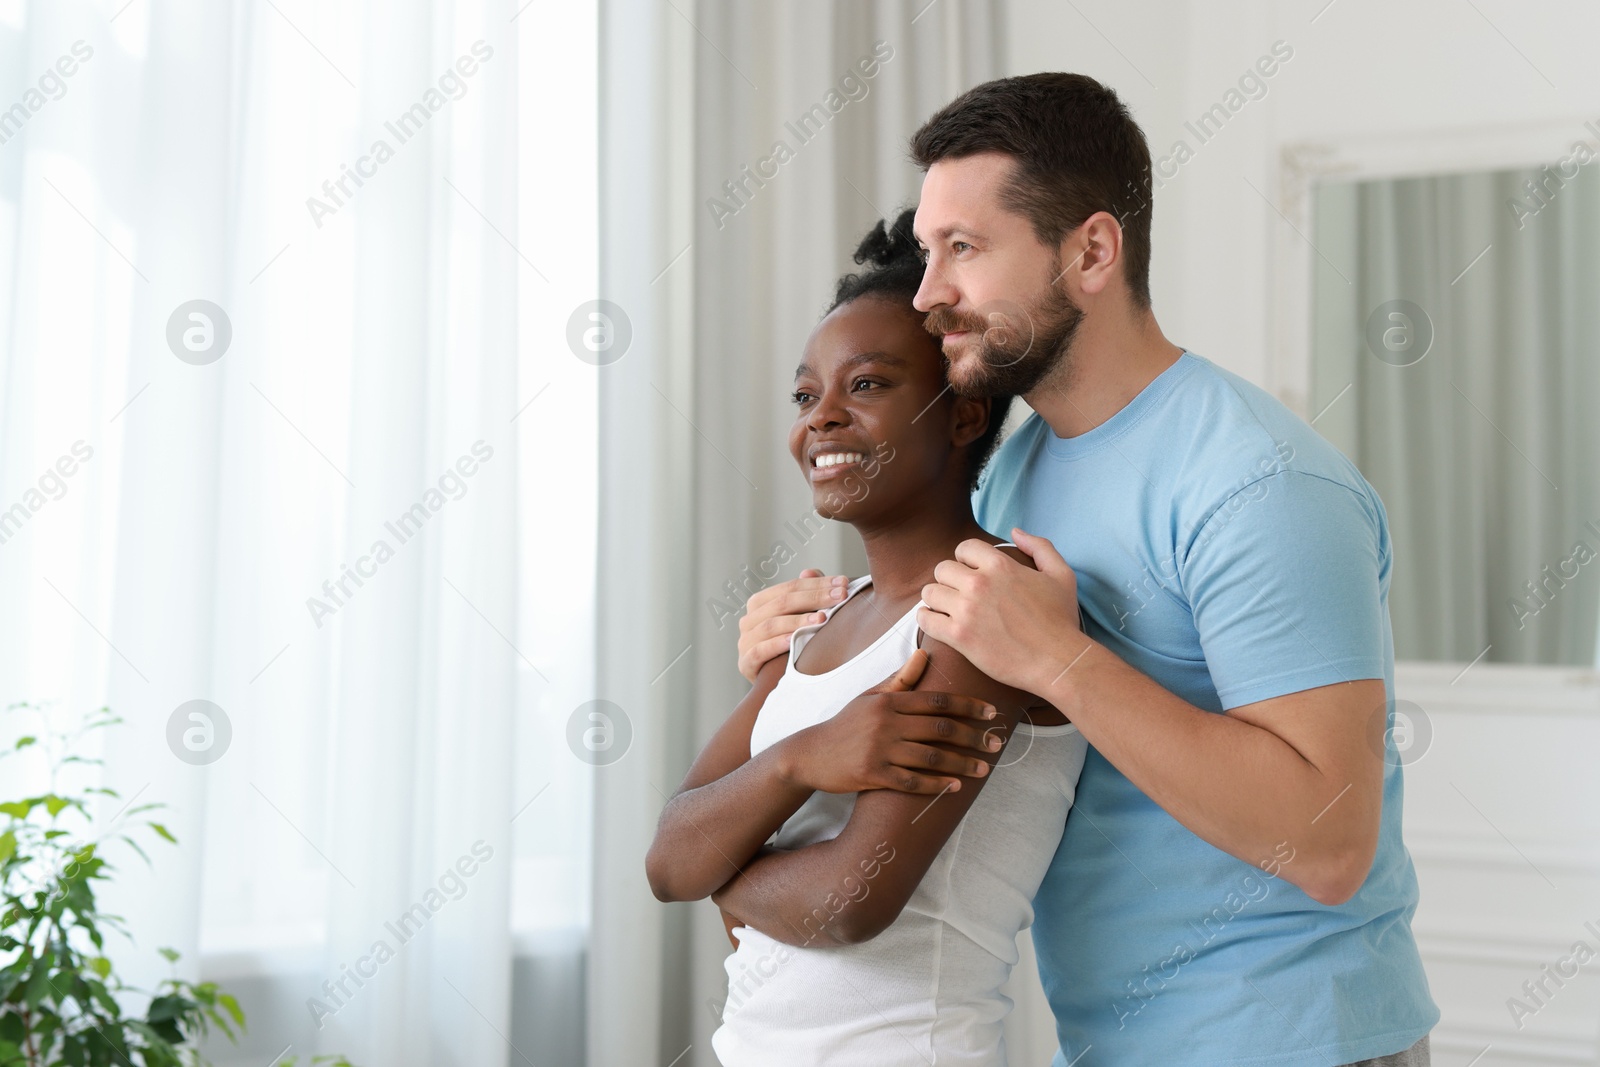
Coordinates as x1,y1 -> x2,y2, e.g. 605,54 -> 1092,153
923,308 -> 989,337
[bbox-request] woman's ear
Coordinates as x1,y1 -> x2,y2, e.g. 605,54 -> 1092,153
951,395 -> 991,450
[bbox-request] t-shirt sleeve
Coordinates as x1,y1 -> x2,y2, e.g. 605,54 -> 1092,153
1179,469 -> 1389,709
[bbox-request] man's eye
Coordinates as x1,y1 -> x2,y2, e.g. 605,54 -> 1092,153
952,241 -> 972,254
853,378 -> 880,392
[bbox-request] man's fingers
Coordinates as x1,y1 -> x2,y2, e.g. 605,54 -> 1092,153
914,605 -> 948,646
930,555 -> 977,594
950,536 -> 1010,569
746,574 -> 848,619
918,581 -> 959,617
1010,527 -> 1071,575
743,608 -> 828,647
738,632 -> 798,681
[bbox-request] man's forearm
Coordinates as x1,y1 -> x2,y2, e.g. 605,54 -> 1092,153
1029,633 -> 1379,904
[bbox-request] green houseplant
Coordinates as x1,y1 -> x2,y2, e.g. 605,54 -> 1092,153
0,702 -> 354,1067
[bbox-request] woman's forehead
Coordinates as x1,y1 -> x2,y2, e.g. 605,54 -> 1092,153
799,299 -> 939,373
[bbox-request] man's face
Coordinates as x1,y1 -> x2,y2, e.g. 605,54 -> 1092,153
912,152 -> 1083,399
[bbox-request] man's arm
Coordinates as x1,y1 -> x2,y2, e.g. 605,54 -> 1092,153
711,636 -> 1032,946
1038,645 -> 1382,905
917,476 -> 1390,906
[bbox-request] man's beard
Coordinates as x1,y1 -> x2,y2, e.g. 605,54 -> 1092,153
923,254 -> 1083,399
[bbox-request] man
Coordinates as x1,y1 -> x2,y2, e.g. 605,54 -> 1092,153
736,73 -> 1437,1065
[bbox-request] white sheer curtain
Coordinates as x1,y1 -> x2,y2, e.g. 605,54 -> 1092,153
591,3 -> 1055,1065
1311,161 -> 1600,667
0,1 -> 555,1064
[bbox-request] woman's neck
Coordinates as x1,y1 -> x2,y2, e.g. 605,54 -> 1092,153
854,508 -> 996,605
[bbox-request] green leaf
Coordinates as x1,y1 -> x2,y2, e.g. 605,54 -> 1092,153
12,736 -> 34,751
218,991 -> 246,1027
89,955 -> 112,978
0,801 -> 30,820
148,822 -> 177,845
0,831 -> 13,865
42,794 -> 70,818
157,946 -> 180,963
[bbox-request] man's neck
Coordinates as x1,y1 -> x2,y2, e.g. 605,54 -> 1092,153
1023,309 -> 1185,440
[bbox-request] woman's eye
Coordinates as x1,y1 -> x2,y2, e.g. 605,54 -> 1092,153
952,241 -> 972,255
853,378 -> 881,392
790,389 -> 813,405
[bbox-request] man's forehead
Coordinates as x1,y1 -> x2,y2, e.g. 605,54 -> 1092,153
912,154 -> 1014,241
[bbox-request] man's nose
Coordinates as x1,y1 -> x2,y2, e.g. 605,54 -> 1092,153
913,258 -> 958,313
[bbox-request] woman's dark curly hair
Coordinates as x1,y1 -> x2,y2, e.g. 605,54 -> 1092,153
826,207 -> 1013,494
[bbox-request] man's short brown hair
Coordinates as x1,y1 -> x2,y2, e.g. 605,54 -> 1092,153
909,72 -> 1154,309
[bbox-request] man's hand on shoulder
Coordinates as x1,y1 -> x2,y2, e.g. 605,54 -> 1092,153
737,568 -> 849,681
917,529 -> 1088,695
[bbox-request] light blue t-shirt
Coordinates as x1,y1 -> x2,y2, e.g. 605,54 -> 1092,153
972,351 -> 1438,1066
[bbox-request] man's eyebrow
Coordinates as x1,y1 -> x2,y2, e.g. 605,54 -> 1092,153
793,350 -> 910,380
912,223 -> 980,246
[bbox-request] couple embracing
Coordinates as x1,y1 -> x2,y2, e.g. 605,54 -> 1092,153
648,72 -> 1437,1067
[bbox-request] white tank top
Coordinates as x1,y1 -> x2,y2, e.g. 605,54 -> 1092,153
712,550 -> 1089,1066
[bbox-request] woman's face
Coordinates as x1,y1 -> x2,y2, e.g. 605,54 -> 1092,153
788,295 -> 991,522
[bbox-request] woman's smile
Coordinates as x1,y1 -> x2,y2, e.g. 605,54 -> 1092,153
808,447 -> 872,481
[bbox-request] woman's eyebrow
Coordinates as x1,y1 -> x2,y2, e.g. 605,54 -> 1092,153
793,350 -> 910,380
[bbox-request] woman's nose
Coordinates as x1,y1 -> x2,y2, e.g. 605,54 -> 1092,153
808,388 -> 850,428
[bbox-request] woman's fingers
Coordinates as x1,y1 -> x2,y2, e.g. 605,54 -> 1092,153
886,689 -> 997,723
899,714 -> 1005,756
876,767 -> 968,795
868,649 -> 928,693
888,741 -> 992,781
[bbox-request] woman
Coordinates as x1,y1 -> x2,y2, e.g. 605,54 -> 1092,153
645,209 -> 1088,1065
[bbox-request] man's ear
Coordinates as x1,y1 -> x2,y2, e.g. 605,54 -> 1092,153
1065,210 -> 1124,298
952,395 -> 991,449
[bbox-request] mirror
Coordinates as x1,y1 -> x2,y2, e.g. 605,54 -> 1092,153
1310,157 -> 1600,667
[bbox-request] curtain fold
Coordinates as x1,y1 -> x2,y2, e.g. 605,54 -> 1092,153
1311,162 -> 1600,667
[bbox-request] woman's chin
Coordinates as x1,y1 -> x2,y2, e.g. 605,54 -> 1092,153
810,493 -> 865,523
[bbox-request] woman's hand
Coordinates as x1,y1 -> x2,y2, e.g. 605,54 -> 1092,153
775,648 -> 1003,796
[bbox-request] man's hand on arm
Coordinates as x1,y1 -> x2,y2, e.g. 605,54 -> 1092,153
916,527 -> 1385,907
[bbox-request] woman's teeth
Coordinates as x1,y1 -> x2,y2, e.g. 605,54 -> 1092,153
814,451 -> 866,468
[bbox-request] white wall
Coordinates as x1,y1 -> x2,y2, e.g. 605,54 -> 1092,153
1001,2 -> 1600,1062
